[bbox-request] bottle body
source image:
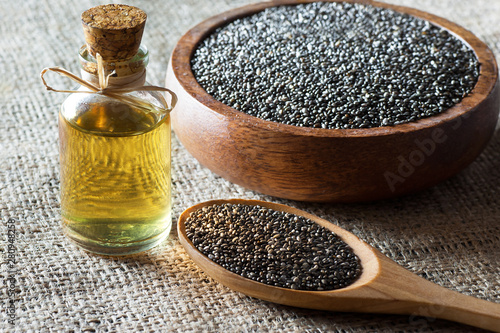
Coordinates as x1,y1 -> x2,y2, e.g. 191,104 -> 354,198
59,90 -> 171,255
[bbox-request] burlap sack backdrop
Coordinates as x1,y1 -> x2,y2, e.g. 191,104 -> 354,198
1,0 -> 498,331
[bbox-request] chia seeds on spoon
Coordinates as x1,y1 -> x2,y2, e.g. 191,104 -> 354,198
184,203 -> 362,291
191,2 -> 479,129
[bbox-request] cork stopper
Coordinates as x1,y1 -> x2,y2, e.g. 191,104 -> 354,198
81,4 -> 147,62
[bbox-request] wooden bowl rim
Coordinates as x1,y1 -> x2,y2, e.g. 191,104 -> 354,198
170,0 -> 498,138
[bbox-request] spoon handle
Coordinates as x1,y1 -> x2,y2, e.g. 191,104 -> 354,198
366,255 -> 500,331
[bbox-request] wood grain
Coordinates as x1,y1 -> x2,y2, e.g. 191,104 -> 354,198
166,0 -> 500,202
178,199 -> 500,331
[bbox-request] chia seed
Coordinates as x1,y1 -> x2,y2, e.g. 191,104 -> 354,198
184,203 -> 362,291
191,2 -> 479,129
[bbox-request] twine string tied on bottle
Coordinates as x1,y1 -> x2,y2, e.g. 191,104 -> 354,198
40,53 -> 177,114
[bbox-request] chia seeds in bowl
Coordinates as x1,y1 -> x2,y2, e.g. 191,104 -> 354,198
191,1 -> 479,129
167,0 -> 498,202
184,203 -> 362,291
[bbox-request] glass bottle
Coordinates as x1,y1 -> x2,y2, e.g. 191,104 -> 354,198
58,5 -> 173,255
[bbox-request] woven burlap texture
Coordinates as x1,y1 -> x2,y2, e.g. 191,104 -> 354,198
0,0 -> 499,332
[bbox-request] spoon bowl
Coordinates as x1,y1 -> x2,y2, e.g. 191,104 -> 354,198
178,199 -> 500,331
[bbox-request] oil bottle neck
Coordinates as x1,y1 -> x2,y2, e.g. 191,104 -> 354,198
78,45 -> 149,88
80,68 -> 147,89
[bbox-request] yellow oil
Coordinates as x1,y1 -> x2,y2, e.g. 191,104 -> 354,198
59,102 -> 171,255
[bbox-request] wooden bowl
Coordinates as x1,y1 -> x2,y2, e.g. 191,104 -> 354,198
166,0 -> 499,202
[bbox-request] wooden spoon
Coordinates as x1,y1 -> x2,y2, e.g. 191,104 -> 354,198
178,199 -> 500,332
